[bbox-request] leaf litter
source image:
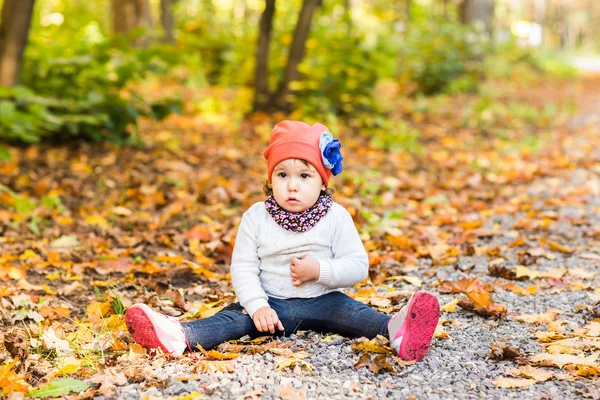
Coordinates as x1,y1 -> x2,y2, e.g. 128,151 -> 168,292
1,77 -> 600,397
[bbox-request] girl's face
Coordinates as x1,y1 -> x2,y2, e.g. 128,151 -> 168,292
271,159 -> 325,212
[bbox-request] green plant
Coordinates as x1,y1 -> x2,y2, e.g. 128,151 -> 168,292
398,20 -> 487,95
368,119 -> 423,154
0,184 -> 68,234
0,38 -> 181,148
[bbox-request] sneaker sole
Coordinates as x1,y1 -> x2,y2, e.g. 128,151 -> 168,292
397,291 -> 440,362
125,304 -> 170,353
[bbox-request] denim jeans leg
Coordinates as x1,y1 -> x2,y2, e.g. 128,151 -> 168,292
268,297 -> 302,336
289,291 -> 391,339
181,303 -> 259,351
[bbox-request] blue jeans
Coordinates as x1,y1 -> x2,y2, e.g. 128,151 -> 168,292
181,291 -> 391,351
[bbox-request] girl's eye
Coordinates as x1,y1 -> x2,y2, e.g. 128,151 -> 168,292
278,172 -> 287,178
301,173 -> 310,179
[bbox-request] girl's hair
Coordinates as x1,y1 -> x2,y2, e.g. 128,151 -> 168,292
263,159 -> 336,196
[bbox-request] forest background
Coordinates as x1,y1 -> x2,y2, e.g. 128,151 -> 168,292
1,0 -> 600,398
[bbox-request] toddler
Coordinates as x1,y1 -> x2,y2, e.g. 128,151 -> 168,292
125,120 -> 440,361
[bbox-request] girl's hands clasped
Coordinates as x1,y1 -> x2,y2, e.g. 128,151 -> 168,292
290,255 -> 320,286
252,306 -> 284,333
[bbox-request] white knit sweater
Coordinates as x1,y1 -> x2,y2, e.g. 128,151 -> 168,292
230,201 -> 369,317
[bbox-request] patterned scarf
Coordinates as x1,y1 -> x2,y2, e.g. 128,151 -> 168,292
265,194 -> 333,233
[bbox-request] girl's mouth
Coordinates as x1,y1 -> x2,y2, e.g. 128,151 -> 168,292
287,198 -> 300,204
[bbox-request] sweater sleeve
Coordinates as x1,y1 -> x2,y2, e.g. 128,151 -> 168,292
316,207 -> 369,288
230,208 -> 269,318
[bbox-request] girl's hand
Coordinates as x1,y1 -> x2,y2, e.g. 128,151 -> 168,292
252,306 -> 284,334
290,255 -> 320,286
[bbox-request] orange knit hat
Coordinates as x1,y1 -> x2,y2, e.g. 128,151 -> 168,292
263,120 -> 337,187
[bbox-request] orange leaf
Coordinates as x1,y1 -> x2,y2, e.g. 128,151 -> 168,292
548,241 -> 574,254
184,226 -> 213,242
0,359 -> 30,394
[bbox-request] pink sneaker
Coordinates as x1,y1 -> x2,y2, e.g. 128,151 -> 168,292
388,291 -> 440,361
125,303 -> 188,356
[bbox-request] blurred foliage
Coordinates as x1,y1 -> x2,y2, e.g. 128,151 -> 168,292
0,0 -> 579,154
0,5 -> 181,148
398,20 -> 486,96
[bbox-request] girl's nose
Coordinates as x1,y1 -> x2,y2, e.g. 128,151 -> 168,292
288,178 -> 299,191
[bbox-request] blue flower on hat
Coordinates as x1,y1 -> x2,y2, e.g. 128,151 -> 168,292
319,131 -> 343,176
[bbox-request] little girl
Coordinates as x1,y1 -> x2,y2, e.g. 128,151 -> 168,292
125,120 -> 440,361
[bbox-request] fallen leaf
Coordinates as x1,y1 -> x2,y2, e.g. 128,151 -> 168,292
492,378 -> 537,388
280,386 -> 306,400
90,368 -> 128,396
531,352 -> 599,369
548,241 -> 574,253
352,335 -> 392,354
441,298 -> 459,312
49,235 -> 80,248
354,353 -> 394,374
505,365 -> 555,381
41,327 -> 73,356
513,309 -> 560,324
580,253 -> 600,260
194,360 -> 236,374
27,378 -> 89,398
275,357 -> 313,371
490,342 -> 522,360
54,356 -> 82,376
515,265 -> 567,280
402,276 -> 422,287
438,277 -> 493,294
0,359 -> 30,394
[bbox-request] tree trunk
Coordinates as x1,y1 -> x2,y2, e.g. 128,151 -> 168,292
253,0 -> 276,112
272,0 -> 320,111
488,0 -> 496,52
160,0 -> 176,43
459,0 -> 490,25
112,0 -> 153,47
0,0 -> 35,87
344,0 -> 353,34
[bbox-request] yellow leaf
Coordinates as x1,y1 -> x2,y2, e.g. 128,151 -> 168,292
0,358 -> 30,394
8,267 -> 26,280
548,241 -> 574,253
510,284 -> 537,295
352,335 -> 391,354
492,378 -> 537,388
195,360 -> 236,374
370,297 -> 392,307
434,325 -> 450,339
531,352 -> 599,368
275,357 -> 313,371
87,300 -> 114,325
513,310 -> 560,324
505,366 -> 554,381
402,276 -> 422,287
354,287 -> 376,298
321,335 -> 343,343
205,350 -> 243,360
20,249 -> 39,260
515,265 -> 566,280
178,392 -> 205,400
55,356 -> 81,376
118,343 -> 147,362
546,337 -> 600,353
84,214 -> 109,227
441,298 -> 459,312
